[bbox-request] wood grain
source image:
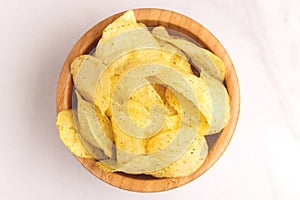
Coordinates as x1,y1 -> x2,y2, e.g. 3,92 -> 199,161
56,8 -> 240,192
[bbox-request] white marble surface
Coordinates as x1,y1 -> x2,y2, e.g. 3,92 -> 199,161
0,0 -> 299,199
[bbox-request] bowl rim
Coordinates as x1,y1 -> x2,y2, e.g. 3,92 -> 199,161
56,8 -> 240,192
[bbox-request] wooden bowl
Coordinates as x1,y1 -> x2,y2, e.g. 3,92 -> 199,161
56,8 -> 240,192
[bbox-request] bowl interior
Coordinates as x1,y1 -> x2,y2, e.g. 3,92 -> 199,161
56,8 -> 240,192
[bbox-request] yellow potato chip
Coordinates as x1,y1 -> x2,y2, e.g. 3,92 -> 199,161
94,48 -> 193,115
95,11 -> 159,65
201,74 -> 230,134
164,75 -> 229,135
147,135 -> 208,178
70,55 -> 106,104
94,67 -> 113,114
111,83 -> 166,164
79,137 -> 108,160
165,87 -> 210,137
157,72 -> 212,128
165,72 -> 230,135
128,100 -> 152,128
76,91 -> 114,158
165,87 -> 181,114
96,161 -> 116,172
111,116 -> 149,164
151,84 -> 180,116
129,83 -> 164,111
56,109 -> 93,159
114,155 -> 165,174
184,73 -> 213,124
110,64 -> 203,168
151,84 -> 166,101
162,114 -> 181,131
99,10 -> 141,42
156,38 -> 187,60
56,109 -> 116,162
146,115 -> 181,154
113,120 -> 194,175
95,27 -> 160,65
152,26 -> 226,82
147,129 -> 178,154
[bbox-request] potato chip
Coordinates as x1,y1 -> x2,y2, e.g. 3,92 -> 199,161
56,109 -> 93,159
106,48 -> 193,78
151,84 -> 180,116
79,137 -> 108,160
96,28 -> 160,65
151,84 -> 166,101
164,74 -> 229,136
111,83 -> 166,164
98,10 -> 141,43
94,67 -> 113,114
165,72 -> 230,135
162,114 -> 181,131
113,81 -> 166,136
147,135 -> 208,178
71,55 -> 108,106
111,116 -> 149,165
156,38 -> 187,60
114,126 -> 200,175
129,82 -> 165,112
128,100 -> 152,127
150,71 -> 212,128
181,73 -> 213,122
109,63 -> 201,169
201,74 -> 230,134
152,26 -> 226,82
56,110 -> 117,167
165,87 -> 210,137
95,11 -> 159,65
115,155 -> 165,174
165,87 -> 180,113
71,55 -> 105,102
147,129 -> 178,154
95,48 -> 193,115
111,63 -> 201,162
76,91 -> 114,158
96,161 -> 116,172
127,83 -> 172,128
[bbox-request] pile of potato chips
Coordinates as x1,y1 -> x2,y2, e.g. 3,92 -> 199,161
56,10 -> 230,178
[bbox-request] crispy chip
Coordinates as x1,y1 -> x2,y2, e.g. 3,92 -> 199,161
95,11 -> 159,65
128,100 -> 152,127
95,48 -> 193,115
96,161 -> 116,172
156,38 -> 187,60
95,28 -> 159,65
76,91 -> 114,158
71,55 -> 106,104
147,135 -> 208,178
147,129 -> 178,154
114,155 -> 165,174
152,26 -> 226,82
201,74 -> 230,134
111,116 -> 149,164
98,10 -> 141,42
155,72 -> 212,128
111,83 -> 166,164
56,109 -> 93,159
79,137 -> 108,160
151,84 -> 167,101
